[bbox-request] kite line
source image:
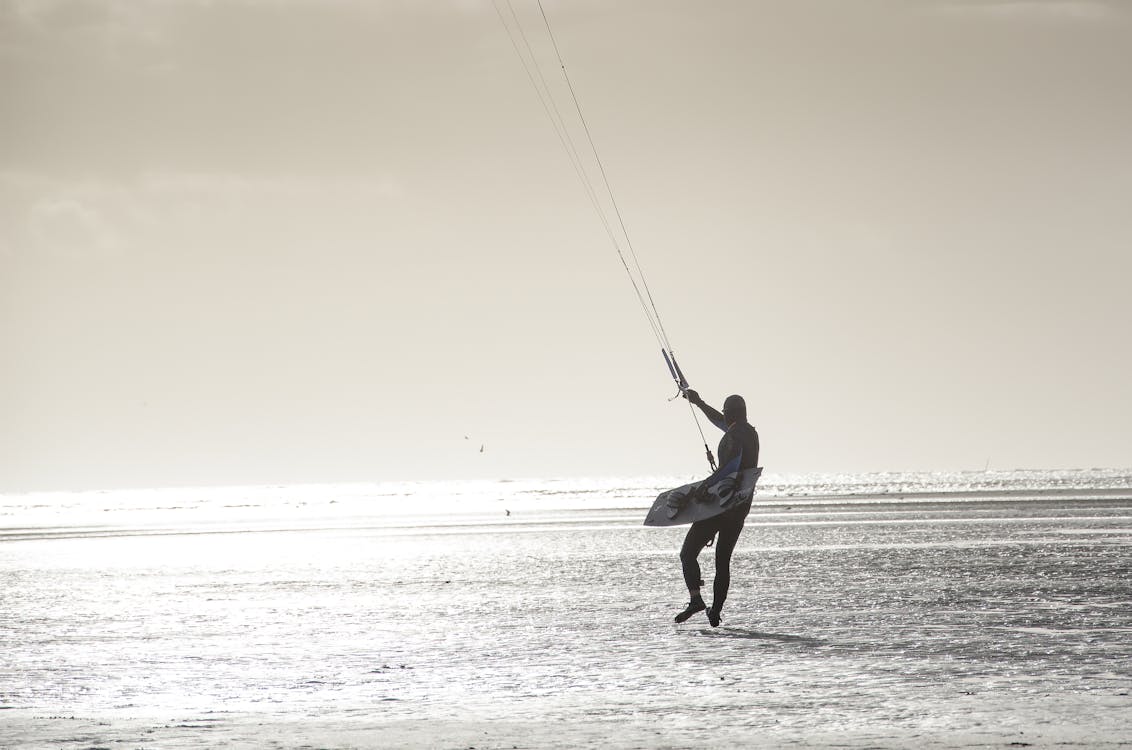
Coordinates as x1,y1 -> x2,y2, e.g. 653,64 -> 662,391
494,0 -> 716,469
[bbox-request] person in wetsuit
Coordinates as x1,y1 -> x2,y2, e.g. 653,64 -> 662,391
674,390 -> 760,627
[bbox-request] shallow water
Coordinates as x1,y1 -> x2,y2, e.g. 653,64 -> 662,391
2,472 -> 1131,748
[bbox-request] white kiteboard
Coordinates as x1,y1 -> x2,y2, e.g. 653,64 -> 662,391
644,458 -> 762,527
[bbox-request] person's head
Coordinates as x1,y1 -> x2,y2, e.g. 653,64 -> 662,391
723,394 -> 747,426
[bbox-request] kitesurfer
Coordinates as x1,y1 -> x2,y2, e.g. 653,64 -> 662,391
674,390 -> 759,627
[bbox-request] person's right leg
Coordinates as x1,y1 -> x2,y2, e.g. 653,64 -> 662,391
675,519 -> 718,623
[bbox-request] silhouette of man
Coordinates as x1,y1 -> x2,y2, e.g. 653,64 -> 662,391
674,390 -> 760,627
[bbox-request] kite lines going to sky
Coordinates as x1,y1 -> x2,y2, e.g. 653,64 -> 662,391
493,0 -> 717,470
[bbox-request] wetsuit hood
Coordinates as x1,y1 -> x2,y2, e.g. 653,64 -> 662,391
723,395 -> 747,425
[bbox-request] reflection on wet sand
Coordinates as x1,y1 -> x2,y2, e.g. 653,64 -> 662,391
2,476 -> 1130,749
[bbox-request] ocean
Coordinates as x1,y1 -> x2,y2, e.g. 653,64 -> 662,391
2,469 -> 1130,748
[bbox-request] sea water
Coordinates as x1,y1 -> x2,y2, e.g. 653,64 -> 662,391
2,470 -> 1130,748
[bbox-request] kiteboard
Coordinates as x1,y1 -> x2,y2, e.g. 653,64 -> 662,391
644,458 -> 762,527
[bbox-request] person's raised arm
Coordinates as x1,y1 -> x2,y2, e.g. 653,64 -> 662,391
684,389 -> 727,432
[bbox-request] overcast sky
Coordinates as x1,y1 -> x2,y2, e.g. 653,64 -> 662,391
2,0 -> 1130,491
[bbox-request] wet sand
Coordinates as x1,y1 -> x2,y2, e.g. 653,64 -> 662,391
2,487 -> 1130,748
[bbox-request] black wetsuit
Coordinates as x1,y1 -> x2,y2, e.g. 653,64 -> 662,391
680,402 -> 760,610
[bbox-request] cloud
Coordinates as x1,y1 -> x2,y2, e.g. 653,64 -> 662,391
5,0 -> 168,40
929,0 -> 1119,21
1,0 -> 169,73
0,172 -> 139,260
0,170 -> 407,262
136,172 -> 405,200
27,197 -> 123,259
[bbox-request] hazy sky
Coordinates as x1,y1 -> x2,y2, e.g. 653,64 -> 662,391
2,0 -> 1130,491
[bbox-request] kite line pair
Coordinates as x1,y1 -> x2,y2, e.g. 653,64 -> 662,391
493,0 -> 716,470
